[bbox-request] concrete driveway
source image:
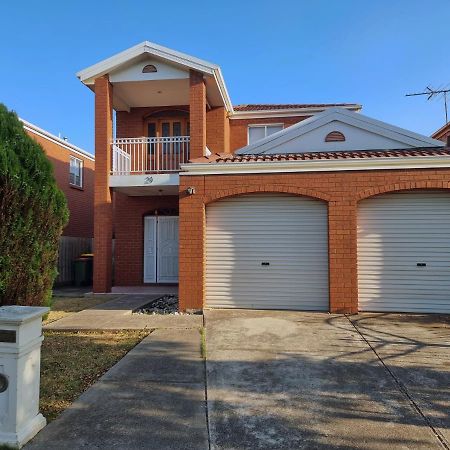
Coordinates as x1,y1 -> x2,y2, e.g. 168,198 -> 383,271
205,310 -> 450,449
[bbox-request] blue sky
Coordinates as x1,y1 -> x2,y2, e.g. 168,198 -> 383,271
1,0 -> 449,154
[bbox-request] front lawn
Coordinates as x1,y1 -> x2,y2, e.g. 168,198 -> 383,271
40,330 -> 150,421
44,296 -> 116,325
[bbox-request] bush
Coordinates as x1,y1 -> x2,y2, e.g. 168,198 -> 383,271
0,104 -> 68,306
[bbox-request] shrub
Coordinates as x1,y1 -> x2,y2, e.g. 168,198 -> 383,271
0,104 -> 68,306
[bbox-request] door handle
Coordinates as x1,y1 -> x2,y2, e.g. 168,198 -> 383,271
261,262 -> 270,266
416,263 -> 426,267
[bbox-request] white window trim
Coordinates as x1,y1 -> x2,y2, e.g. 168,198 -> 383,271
69,156 -> 83,188
247,123 -> 284,145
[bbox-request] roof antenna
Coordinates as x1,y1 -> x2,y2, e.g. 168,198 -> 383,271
406,86 -> 450,124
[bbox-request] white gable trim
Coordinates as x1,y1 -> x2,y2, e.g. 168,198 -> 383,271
76,41 -> 233,112
235,108 -> 444,155
21,119 -> 94,161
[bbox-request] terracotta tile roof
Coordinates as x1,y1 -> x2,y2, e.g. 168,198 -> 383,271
432,122 -> 450,140
190,147 -> 450,164
233,103 -> 359,112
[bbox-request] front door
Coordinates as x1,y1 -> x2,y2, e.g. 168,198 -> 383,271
143,216 -> 179,283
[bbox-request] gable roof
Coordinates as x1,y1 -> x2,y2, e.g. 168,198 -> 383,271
432,122 -> 450,141
20,118 -> 94,161
76,41 -> 233,112
191,147 -> 450,164
182,147 -> 450,175
233,103 -> 360,111
235,108 -> 444,155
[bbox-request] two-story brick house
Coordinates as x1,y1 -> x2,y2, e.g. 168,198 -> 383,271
22,119 -> 95,283
78,41 -> 450,314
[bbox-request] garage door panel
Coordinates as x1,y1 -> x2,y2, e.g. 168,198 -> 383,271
358,190 -> 450,313
206,194 -> 329,310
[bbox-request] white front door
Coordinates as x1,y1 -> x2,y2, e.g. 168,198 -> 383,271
143,216 -> 179,283
143,217 -> 157,283
157,216 -> 179,283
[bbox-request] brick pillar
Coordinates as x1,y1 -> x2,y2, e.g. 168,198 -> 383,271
328,201 -> 358,313
189,70 -> 207,159
206,106 -> 230,154
178,177 -> 205,311
93,75 -> 113,293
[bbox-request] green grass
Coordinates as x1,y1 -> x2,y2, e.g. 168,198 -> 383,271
40,330 -> 149,421
200,327 -> 207,359
43,296 -> 116,325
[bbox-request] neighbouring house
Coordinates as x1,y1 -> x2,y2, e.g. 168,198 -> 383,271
22,119 -> 95,284
77,41 -> 450,314
432,121 -> 450,145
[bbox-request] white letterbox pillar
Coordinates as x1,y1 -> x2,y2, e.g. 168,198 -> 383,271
0,306 -> 49,448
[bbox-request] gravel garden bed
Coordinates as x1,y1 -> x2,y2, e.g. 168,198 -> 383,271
133,294 -> 180,315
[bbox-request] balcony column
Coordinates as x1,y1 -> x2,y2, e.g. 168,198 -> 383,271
93,75 -> 113,293
189,70 -> 207,159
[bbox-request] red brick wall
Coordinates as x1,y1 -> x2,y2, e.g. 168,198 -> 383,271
25,130 -> 95,238
189,70 -> 207,158
93,75 -> 114,292
229,116 -> 311,152
114,193 -> 179,285
206,107 -> 230,153
179,168 -> 450,313
116,105 -> 190,138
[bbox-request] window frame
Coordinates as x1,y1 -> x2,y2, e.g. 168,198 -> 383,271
69,156 -> 83,188
247,123 -> 284,145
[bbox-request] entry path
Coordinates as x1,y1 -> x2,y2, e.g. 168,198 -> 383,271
27,329 -> 208,450
44,294 -> 203,330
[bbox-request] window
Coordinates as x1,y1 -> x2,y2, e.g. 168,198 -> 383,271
325,131 -> 345,142
248,124 -> 283,144
69,156 -> 83,188
142,64 -> 157,73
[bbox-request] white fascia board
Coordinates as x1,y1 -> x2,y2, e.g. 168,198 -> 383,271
77,41 -> 218,84
76,41 -> 233,113
180,156 -> 450,176
109,173 -> 179,187
333,108 -> 445,148
229,104 -> 362,120
213,67 -> 233,113
236,108 -> 444,155
20,118 -> 95,161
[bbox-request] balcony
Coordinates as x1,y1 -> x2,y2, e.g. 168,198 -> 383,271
110,136 -> 190,195
111,136 -> 190,175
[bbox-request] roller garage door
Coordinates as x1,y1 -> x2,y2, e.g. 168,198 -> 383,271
205,193 -> 329,310
358,190 -> 450,313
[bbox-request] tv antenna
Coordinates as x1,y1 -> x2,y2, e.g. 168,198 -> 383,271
406,86 -> 450,124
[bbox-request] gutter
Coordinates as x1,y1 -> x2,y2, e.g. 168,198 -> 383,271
180,156 -> 450,176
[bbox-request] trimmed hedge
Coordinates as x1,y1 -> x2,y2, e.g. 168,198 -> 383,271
0,104 -> 68,306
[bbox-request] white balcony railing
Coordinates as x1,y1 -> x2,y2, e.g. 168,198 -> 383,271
111,136 -> 190,175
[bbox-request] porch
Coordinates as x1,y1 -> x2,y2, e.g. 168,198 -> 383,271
109,136 -> 189,194
111,136 -> 190,175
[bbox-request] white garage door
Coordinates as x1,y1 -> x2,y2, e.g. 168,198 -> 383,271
206,193 -> 329,310
358,190 -> 450,313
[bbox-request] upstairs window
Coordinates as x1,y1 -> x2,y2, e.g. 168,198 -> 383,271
69,156 -> 83,188
142,64 -> 157,73
248,124 -> 283,144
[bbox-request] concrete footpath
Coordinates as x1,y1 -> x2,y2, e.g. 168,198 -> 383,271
27,329 -> 208,450
45,294 -> 203,330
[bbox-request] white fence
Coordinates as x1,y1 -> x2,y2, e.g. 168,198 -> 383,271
111,136 -> 190,174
